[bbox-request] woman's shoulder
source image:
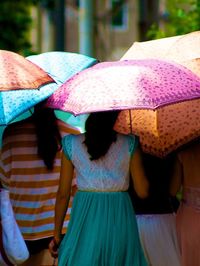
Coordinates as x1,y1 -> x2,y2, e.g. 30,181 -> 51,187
62,134 -> 84,158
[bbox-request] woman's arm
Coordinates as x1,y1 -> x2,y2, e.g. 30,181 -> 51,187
54,152 -> 74,242
130,146 -> 149,199
49,151 -> 74,257
170,154 -> 183,197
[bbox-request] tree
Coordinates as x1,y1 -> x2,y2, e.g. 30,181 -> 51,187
0,0 -> 40,55
147,0 -> 200,39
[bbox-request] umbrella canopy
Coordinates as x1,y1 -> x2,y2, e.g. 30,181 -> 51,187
121,31 -> 200,78
46,59 -> 200,157
121,31 -> 200,61
27,51 -> 98,84
0,52 -> 97,125
26,51 -> 97,132
55,111 -> 88,133
0,50 -> 54,91
0,82 -> 58,125
121,34 -> 182,60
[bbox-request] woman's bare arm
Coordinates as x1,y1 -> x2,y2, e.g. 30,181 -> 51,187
54,152 -> 74,243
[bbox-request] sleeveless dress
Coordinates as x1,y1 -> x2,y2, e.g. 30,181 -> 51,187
176,186 -> 200,266
59,133 -> 148,266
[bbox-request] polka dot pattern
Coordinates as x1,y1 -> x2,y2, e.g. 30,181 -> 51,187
114,98 -> 200,157
27,51 -> 98,85
180,59 -> 200,78
0,83 -> 58,125
47,59 -> 200,116
0,50 -> 54,91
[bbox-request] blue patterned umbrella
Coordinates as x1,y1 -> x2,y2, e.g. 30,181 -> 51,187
27,51 -> 98,84
0,82 -> 58,125
26,51 -> 97,131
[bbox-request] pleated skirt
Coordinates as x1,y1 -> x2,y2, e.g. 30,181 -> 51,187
58,191 -> 148,266
136,214 -> 181,266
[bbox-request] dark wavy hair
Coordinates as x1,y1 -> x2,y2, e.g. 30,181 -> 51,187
32,102 -> 61,170
84,111 -> 120,160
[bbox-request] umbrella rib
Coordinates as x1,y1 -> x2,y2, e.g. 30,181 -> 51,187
129,109 -> 133,134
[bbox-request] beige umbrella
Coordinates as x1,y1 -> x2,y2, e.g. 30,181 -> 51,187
121,34 -> 182,60
121,30 -> 200,62
121,31 -> 200,76
121,30 -> 200,76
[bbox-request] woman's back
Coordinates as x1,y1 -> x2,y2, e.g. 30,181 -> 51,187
130,153 -> 179,214
173,140 -> 200,266
0,118 -> 78,240
62,133 -> 136,191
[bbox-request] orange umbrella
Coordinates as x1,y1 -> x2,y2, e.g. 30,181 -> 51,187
0,50 -> 54,91
115,99 -> 200,157
118,31 -> 200,156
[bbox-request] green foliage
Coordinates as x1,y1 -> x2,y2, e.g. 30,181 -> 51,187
0,1 -> 38,54
147,0 -> 200,40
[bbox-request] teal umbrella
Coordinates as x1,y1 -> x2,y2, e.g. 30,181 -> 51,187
55,110 -> 88,133
0,82 -> 58,126
26,51 -> 97,133
27,51 -> 98,84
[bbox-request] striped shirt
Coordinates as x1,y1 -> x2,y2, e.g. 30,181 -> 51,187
0,119 -> 79,240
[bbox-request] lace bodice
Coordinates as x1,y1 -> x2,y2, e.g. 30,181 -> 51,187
62,134 -> 137,191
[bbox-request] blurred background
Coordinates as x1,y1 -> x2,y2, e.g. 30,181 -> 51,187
0,0 -> 200,61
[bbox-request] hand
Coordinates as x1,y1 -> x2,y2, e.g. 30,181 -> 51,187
49,237 -> 60,259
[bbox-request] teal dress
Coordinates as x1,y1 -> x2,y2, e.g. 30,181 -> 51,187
59,133 -> 148,266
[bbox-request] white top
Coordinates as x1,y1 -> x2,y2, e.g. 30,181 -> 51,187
62,133 -> 137,191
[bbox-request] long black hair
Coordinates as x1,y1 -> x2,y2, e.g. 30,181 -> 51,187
32,102 -> 61,170
84,111 -> 120,160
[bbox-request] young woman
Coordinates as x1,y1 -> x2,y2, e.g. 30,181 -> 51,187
170,139 -> 200,266
130,153 -> 181,266
0,102 -> 79,266
49,111 -> 149,266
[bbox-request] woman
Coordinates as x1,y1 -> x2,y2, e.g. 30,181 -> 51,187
170,139 -> 200,266
49,111 -> 149,266
129,153 -> 181,266
0,102 -> 79,266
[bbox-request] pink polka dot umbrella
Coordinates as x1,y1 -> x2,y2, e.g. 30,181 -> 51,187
46,59 -> 200,157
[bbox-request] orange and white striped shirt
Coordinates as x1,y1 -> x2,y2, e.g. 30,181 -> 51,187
0,119 -> 79,240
